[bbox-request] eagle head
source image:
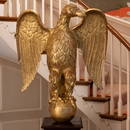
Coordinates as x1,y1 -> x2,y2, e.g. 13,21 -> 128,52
61,4 -> 85,17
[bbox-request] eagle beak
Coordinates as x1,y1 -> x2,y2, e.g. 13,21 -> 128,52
76,10 -> 85,17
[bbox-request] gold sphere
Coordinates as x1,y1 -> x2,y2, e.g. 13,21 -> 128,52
49,97 -> 77,122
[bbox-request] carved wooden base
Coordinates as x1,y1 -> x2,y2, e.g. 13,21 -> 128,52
41,117 -> 83,130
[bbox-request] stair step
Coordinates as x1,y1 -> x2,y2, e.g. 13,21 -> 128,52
82,96 -> 110,114
83,96 -> 110,102
0,16 -> 17,21
76,80 -> 93,86
0,0 -> 6,4
99,113 -> 127,121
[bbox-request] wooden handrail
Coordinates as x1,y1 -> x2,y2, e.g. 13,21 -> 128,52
0,0 -> 6,4
77,0 -> 130,51
107,24 -> 130,51
0,16 -> 17,22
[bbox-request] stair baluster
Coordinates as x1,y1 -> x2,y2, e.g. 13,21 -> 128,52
12,0 -> 17,17
19,0 -> 25,13
118,42 -> 123,116
58,0 -> 62,17
76,49 -> 80,81
93,84 -> 97,97
50,0 -> 53,28
110,31 -> 114,115
84,66 -> 88,82
101,60 -> 105,97
42,0 -> 45,23
4,0 -> 9,16
67,0 -> 70,4
27,0 -> 33,10
127,51 -> 130,130
33,0 -> 36,12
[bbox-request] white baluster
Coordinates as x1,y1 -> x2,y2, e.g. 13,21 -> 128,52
50,0 -> 53,28
87,119 -> 91,130
35,0 -> 41,15
12,0 -> 17,17
25,0 -> 27,10
93,83 -> 97,97
76,2 -> 79,24
110,32 -> 114,115
19,0 -> 25,13
86,85 -> 90,97
101,60 -> 105,97
0,66 -> 3,111
4,0 -> 9,16
118,42 -> 122,116
33,0 -> 36,11
8,0 -> 12,16
127,50 -> 130,130
42,0 -> 45,23
27,0 -> 33,9
84,66 -> 89,81
79,51 -> 84,80
67,0 -> 70,4
76,49 -> 80,81
59,0 -> 61,17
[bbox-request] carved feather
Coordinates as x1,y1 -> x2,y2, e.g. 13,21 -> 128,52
16,11 -> 49,91
73,8 -> 107,88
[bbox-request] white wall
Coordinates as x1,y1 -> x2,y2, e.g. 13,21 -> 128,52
0,57 -> 49,130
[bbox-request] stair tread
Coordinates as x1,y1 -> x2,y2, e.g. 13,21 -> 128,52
83,96 -> 110,102
0,16 -> 17,21
99,113 -> 127,121
76,80 -> 93,86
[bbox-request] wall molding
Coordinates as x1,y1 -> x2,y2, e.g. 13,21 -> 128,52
0,66 -> 3,111
0,122 -> 2,130
0,57 -> 19,69
0,57 -> 47,113
1,118 -> 40,124
0,110 -> 43,122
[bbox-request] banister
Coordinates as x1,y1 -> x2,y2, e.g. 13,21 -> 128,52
0,16 -> 17,22
77,0 -> 130,51
0,0 -> 130,51
0,0 -> 6,4
107,24 -> 130,51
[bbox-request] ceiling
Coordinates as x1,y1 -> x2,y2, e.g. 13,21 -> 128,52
72,0 -> 130,12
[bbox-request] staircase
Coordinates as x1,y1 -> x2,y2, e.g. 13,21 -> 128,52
0,0 -> 130,130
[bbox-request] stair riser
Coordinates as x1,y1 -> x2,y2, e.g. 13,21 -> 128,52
107,120 -> 126,130
88,102 -> 109,114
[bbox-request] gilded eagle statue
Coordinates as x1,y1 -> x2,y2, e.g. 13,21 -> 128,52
16,4 -> 107,122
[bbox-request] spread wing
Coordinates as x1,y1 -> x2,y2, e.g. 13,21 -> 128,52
16,10 -> 50,92
73,8 -> 107,88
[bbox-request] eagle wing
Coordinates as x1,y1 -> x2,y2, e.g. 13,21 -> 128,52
73,8 -> 107,88
16,10 -> 50,91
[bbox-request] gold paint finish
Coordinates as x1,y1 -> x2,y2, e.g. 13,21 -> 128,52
16,4 -> 107,122
49,97 -> 76,122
